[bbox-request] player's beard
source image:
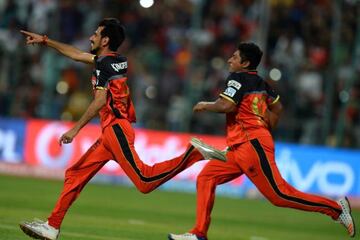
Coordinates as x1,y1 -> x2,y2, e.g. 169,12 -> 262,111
90,47 -> 100,55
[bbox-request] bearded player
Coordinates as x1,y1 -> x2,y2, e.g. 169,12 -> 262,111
19,18 -> 226,240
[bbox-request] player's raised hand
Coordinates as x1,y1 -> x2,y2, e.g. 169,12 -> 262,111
20,30 -> 46,45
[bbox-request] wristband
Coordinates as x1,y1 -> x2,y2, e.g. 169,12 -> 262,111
42,35 -> 48,45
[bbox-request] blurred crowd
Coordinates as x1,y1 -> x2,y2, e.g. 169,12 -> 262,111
0,0 -> 359,148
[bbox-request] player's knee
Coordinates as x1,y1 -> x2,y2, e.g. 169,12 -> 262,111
64,168 -> 74,178
64,168 -> 76,184
140,188 -> 151,194
136,185 -> 152,194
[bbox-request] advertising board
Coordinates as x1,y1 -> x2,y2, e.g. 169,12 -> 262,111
1,117 -> 359,198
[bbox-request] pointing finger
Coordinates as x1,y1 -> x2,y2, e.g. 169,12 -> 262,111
20,30 -> 32,36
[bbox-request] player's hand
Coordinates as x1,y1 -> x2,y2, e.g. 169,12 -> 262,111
20,30 -> 45,45
193,102 -> 207,112
59,128 -> 79,145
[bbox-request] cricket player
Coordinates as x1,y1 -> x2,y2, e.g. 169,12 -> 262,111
19,18 -> 226,240
168,43 -> 355,240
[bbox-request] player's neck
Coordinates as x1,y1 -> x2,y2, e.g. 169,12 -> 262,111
237,69 -> 257,73
97,48 -> 117,56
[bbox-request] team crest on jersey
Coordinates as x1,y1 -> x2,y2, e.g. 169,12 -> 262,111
227,80 -> 241,90
224,87 -> 237,97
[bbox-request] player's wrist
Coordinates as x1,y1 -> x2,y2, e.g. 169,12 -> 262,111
41,35 -> 48,45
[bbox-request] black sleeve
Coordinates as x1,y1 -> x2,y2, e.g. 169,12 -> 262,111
219,73 -> 246,104
94,57 -> 112,89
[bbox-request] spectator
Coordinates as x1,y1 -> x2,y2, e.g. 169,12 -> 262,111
0,0 -> 358,147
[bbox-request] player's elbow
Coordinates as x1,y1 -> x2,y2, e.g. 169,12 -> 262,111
224,105 -> 235,113
216,98 -> 236,113
221,103 -> 236,113
94,91 -> 107,108
269,101 -> 283,116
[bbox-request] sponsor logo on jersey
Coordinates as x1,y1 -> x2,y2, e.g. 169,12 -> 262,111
111,62 -> 127,72
228,80 -> 241,90
223,87 -> 237,97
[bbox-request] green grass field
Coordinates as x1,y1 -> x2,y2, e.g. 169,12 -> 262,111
0,174 -> 358,240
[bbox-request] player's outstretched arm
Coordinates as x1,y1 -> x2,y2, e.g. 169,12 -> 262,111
20,30 -> 95,64
193,97 -> 236,113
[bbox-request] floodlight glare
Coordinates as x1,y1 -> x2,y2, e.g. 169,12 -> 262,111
139,0 -> 154,8
269,68 -> 282,81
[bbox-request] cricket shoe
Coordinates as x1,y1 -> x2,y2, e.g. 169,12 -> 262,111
168,232 -> 207,240
190,137 -> 226,162
19,219 -> 59,240
337,197 -> 356,237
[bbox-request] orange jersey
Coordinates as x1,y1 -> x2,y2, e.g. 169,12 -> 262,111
219,71 -> 279,147
91,54 -> 136,129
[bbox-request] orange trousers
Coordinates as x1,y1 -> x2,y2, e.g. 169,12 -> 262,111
48,119 -> 203,228
190,136 -> 342,238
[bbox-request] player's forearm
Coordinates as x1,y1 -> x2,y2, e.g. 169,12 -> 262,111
205,98 -> 235,113
267,110 -> 280,129
202,101 -> 228,113
72,99 -> 105,133
194,98 -> 235,113
46,39 -> 94,64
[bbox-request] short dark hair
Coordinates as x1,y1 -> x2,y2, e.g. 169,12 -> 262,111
98,18 -> 125,51
238,42 -> 263,69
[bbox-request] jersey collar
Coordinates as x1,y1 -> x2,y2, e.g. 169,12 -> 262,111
246,70 -> 257,75
98,52 -> 117,57
236,70 -> 258,75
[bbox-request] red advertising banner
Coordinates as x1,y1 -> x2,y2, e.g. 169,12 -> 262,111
24,119 -> 227,180
25,119 -> 101,168
3,117 -> 357,199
